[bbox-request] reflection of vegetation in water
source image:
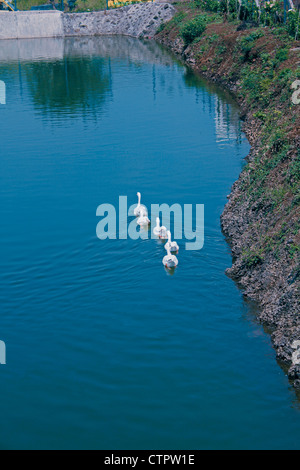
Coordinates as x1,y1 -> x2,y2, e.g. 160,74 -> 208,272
0,35 -> 180,121
24,57 -> 112,118
183,68 -> 243,144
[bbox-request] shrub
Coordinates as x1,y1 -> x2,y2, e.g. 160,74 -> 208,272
240,30 -> 264,48
268,128 -> 288,152
287,10 -> 300,39
289,156 -> 300,183
172,11 -> 187,25
238,30 -> 264,62
156,22 -> 165,34
243,251 -> 264,268
219,0 -> 237,14
180,16 -> 207,45
195,0 -> 219,12
271,47 -> 289,68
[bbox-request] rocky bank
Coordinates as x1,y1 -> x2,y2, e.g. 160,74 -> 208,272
0,1 -> 298,389
156,4 -> 300,387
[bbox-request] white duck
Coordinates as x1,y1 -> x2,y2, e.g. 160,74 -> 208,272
134,192 -> 148,217
137,209 -> 150,226
162,246 -> 178,269
164,231 -> 179,253
153,217 -> 168,239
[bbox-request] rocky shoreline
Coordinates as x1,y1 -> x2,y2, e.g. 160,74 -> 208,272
155,5 -> 300,387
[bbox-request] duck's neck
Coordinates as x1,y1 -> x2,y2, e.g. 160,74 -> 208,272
137,193 -> 141,206
167,231 -> 171,243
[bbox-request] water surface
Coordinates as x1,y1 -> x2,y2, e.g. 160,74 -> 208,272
0,36 -> 299,450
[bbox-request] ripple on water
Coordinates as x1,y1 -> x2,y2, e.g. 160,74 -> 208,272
0,36 -> 300,450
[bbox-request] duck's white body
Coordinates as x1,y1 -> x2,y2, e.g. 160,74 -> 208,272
134,192 -> 148,217
162,246 -> 178,269
137,210 -> 150,226
153,217 -> 167,239
165,231 -> 179,253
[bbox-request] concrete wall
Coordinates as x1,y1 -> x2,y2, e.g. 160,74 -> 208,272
0,11 -> 64,40
0,3 -> 175,40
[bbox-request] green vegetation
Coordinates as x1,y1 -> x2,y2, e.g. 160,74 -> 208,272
180,16 -> 207,45
194,0 -> 300,39
243,249 -> 264,268
157,2 -> 299,268
177,10 -> 224,45
287,9 -> 300,38
16,0 -> 149,11
16,0 -> 106,11
23,55 -> 111,115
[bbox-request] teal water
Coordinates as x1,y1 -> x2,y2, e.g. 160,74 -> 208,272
0,36 -> 299,450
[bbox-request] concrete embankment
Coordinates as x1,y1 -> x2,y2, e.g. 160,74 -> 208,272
0,11 -> 64,40
0,3 -> 175,40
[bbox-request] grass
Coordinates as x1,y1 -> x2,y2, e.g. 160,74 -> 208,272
16,0 -> 106,10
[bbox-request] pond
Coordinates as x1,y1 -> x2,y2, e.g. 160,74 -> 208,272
0,36 -> 299,450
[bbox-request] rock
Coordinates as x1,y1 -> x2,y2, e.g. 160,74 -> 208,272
294,379 -> 300,389
288,365 -> 300,380
63,3 -> 176,39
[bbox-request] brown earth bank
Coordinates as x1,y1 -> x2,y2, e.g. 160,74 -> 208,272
155,2 -> 300,387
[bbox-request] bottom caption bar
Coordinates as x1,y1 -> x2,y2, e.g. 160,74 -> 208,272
102,453 -> 198,466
